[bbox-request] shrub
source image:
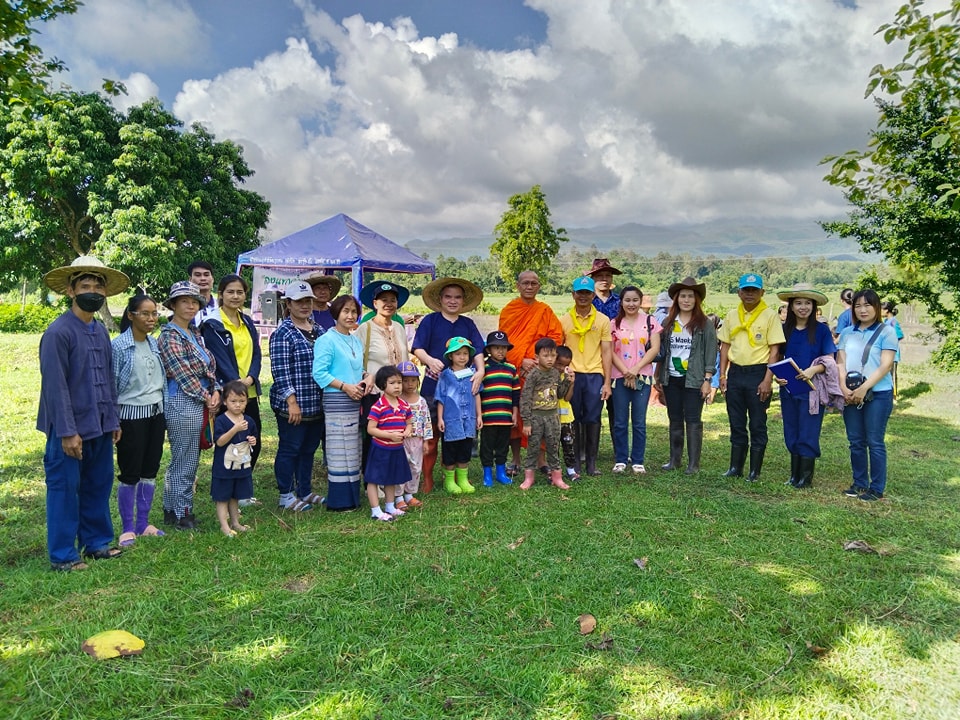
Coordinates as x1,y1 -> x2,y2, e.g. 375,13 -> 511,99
0,304 -> 62,333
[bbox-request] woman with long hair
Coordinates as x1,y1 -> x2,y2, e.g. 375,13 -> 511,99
837,289 -> 898,502
655,277 -> 717,474
112,294 -> 167,546
610,285 -> 661,475
201,274 -> 263,499
774,284 -> 837,489
312,294 -> 367,510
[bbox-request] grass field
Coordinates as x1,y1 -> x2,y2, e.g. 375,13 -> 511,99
1,327 -> 958,719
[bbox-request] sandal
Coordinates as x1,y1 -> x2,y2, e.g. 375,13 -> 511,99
301,493 -> 324,505
118,532 -> 137,548
231,524 -> 251,533
84,547 -> 123,560
372,513 -> 394,522
282,499 -> 313,512
389,507 -> 406,517
405,497 -> 423,508
394,499 -> 408,511
238,497 -> 262,507
612,463 -> 627,473
51,560 -> 88,572
138,525 -> 165,537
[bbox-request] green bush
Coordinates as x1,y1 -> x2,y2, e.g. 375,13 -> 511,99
932,329 -> 960,372
0,304 -> 61,333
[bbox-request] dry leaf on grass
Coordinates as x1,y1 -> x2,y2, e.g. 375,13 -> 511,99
805,641 -> 829,657
507,536 -> 525,550
633,557 -> 648,570
81,630 -> 144,660
585,633 -> 614,651
577,613 -> 597,634
225,688 -> 255,708
843,540 -> 880,555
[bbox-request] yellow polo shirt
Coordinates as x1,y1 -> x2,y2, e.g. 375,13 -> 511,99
718,304 -> 785,366
221,309 -> 256,397
560,310 -> 612,374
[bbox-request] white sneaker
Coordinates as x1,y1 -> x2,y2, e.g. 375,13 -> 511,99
632,464 -> 647,475
612,463 -> 627,473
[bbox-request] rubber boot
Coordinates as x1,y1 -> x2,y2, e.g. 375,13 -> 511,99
722,445 -> 748,478
455,467 -> 475,494
495,464 -> 512,484
117,483 -> 136,540
520,468 -> 536,490
794,456 -> 815,489
421,438 -> 438,493
747,446 -> 766,482
482,466 -> 494,488
550,469 -> 570,490
785,454 -> 800,487
661,422 -> 684,470
584,423 -> 602,476
571,422 -> 583,474
135,479 -> 164,536
443,468 -> 462,495
683,422 -> 703,475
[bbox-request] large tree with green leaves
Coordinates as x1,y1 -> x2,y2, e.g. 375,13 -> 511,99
490,184 -> 568,283
821,0 -> 960,367
0,90 -> 270,297
0,0 -> 79,103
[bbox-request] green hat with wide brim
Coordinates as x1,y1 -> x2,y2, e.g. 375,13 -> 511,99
444,336 -> 476,361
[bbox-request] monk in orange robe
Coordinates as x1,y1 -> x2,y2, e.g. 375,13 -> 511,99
498,270 -> 564,469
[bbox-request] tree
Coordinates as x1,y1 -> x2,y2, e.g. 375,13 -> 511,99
490,185 -> 568,283
0,1 -> 79,103
0,90 -> 270,298
821,0 -> 960,367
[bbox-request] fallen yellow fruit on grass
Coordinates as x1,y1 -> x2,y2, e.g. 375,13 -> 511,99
81,630 -> 145,659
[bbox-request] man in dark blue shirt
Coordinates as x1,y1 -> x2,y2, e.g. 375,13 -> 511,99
38,256 -> 129,571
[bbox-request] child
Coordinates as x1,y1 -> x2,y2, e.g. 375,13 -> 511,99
397,361 -> 430,509
554,345 -> 578,481
520,338 -> 572,490
212,381 -> 257,537
479,330 -> 520,486
436,336 -> 482,494
365,366 -> 414,521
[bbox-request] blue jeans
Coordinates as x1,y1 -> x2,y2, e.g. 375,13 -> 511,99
612,379 -> 651,464
842,390 -> 893,494
274,415 -> 324,497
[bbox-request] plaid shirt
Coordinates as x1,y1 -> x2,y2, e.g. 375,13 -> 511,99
158,323 -> 218,402
269,318 -> 324,418
113,328 -> 167,410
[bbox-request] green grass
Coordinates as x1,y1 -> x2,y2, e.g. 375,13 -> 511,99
1,332 -> 959,719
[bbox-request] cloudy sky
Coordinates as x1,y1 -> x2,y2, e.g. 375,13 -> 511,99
42,0 -> 924,242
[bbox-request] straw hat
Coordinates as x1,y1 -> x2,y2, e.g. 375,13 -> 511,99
303,272 -> 342,296
43,256 -> 130,296
421,277 -> 483,313
163,281 -> 204,310
777,283 -> 828,306
667,276 -> 706,301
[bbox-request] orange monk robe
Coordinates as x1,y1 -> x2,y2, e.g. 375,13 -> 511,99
498,297 -> 564,370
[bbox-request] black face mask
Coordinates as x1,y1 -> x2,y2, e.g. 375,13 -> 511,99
75,292 -> 106,313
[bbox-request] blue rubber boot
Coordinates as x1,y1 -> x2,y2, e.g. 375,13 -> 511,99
482,466 -> 494,487
495,464 -> 512,484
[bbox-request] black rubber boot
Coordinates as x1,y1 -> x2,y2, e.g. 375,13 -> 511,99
661,422 -> 684,470
785,453 -> 800,486
584,423 -> 602,476
684,422 -> 703,475
722,445 -> 748,478
571,422 -> 582,475
747,446 -> 766,482
794,456 -> 815,488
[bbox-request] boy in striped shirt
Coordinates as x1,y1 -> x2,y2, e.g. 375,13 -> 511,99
479,331 -> 520,486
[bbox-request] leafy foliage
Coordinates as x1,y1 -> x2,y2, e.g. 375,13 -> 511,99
0,91 -> 270,297
0,0 -> 79,103
0,303 -> 59,332
490,185 -> 568,282
821,0 -> 960,366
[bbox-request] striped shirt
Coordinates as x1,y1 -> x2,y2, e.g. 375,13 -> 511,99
480,359 -> 519,426
368,395 -> 412,447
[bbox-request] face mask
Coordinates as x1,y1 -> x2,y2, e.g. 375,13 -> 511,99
75,292 -> 106,313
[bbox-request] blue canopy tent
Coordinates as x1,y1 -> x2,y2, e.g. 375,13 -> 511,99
235,213 -> 435,299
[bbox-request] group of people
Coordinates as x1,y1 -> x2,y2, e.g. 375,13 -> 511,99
36,253 -> 900,571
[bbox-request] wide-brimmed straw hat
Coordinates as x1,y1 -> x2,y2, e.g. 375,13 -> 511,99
586,258 -> 622,276
421,277 -> 483,313
43,255 -> 130,297
303,272 -> 342,296
360,280 -> 410,309
163,281 -> 204,310
777,283 -> 828,306
668,276 -> 706,301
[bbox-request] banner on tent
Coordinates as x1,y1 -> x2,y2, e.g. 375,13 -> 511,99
251,267 -> 321,321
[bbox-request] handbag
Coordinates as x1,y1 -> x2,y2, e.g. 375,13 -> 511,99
645,315 -> 667,364
199,405 -> 216,450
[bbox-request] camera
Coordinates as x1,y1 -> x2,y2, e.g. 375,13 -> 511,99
845,372 -> 865,389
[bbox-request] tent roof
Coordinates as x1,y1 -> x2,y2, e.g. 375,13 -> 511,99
236,213 -> 434,274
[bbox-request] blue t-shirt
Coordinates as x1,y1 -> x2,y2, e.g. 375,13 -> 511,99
838,322 -> 899,393
782,322 -> 837,394
411,312 -> 484,397
212,412 -> 258,480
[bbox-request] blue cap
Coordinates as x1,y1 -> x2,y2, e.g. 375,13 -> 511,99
738,273 -> 763,290
572,276 -> 595,293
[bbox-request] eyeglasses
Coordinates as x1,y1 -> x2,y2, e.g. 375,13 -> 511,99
131,311 -> 160,318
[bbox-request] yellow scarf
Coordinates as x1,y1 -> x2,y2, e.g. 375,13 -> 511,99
568,307 -> 596,352
729,300 -> 768,347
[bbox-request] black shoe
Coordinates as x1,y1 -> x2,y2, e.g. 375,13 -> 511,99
858,491 -> 884,502
163,509 -> 176,525
843,485 -> 864,497
175,513 -> 197,530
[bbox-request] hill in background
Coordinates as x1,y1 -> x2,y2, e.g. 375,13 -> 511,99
404,217 -> 867,261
